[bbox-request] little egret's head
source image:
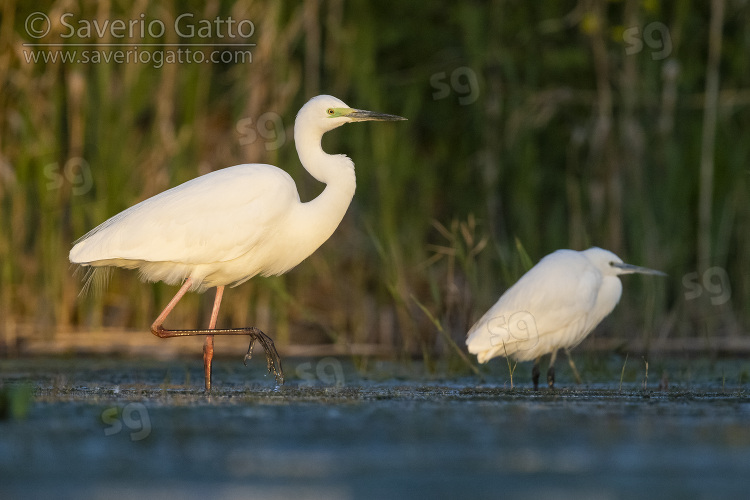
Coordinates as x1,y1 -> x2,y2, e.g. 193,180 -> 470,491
296,95 -> 406,135
582,247 -> 667,277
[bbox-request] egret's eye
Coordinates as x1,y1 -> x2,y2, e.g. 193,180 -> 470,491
327,108 -> 335,116
609,261 -> 615,267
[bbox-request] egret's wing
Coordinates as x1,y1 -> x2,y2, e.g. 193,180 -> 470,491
70,164 -> 299,266
467,250 -> 601,361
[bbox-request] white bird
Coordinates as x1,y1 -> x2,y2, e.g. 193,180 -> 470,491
466,247 -> 665,389
70,95 -> 406,390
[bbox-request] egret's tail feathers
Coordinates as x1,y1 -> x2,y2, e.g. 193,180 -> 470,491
472,340 -> 528,364
475,345 -> 508,364
74,265 -> 112,297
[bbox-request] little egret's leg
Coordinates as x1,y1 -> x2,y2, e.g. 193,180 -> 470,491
150,277 -> 285,387
564,347 -> 582,384
547,350 -> 558,388
532,358 -> 541,390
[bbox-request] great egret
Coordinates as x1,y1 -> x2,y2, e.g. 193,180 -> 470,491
466,247 -> 665,389
70,95 -> 406,390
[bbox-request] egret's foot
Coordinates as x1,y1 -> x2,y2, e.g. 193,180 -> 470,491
150,323 -> 284,385
532,363 -> 541,391
243,341 -> 254,366
547,366 -> 555,388
244,329 -> 284,385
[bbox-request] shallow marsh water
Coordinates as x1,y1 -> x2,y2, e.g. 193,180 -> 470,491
1,355 -> 749,499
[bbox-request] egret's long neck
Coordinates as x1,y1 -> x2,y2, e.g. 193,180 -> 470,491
587,276 -> 622,332
292,125 -> 356,250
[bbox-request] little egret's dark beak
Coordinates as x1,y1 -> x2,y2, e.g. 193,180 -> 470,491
612,262 -> 667,276
346,109 -> 407,122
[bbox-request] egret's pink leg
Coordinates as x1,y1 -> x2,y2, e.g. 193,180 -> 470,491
203,286 -> 223,391
150,278 -> 194,333
150,278 -> 284,389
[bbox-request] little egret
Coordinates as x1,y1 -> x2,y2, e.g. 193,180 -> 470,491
70,95 -> 406,390
466,247 -> 665,389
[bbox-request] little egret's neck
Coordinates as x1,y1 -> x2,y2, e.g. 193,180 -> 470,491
291,123 -> 356,251
586,276 -> 623,333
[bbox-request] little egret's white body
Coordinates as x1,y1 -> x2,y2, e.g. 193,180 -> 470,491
70,95 -> 405,390
466,247 -> 665,388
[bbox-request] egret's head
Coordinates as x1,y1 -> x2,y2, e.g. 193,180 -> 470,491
296,95 -> 406,135
583,247 -> 667,277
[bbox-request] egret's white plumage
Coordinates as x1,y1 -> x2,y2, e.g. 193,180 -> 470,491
69,95 -> 405,390
70,95 -> 403,290
466,247 -> 665,388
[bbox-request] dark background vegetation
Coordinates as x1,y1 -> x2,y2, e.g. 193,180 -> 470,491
1,0 -> 748,366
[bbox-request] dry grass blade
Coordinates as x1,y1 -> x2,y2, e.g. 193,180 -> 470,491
410,294 -> 481,377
